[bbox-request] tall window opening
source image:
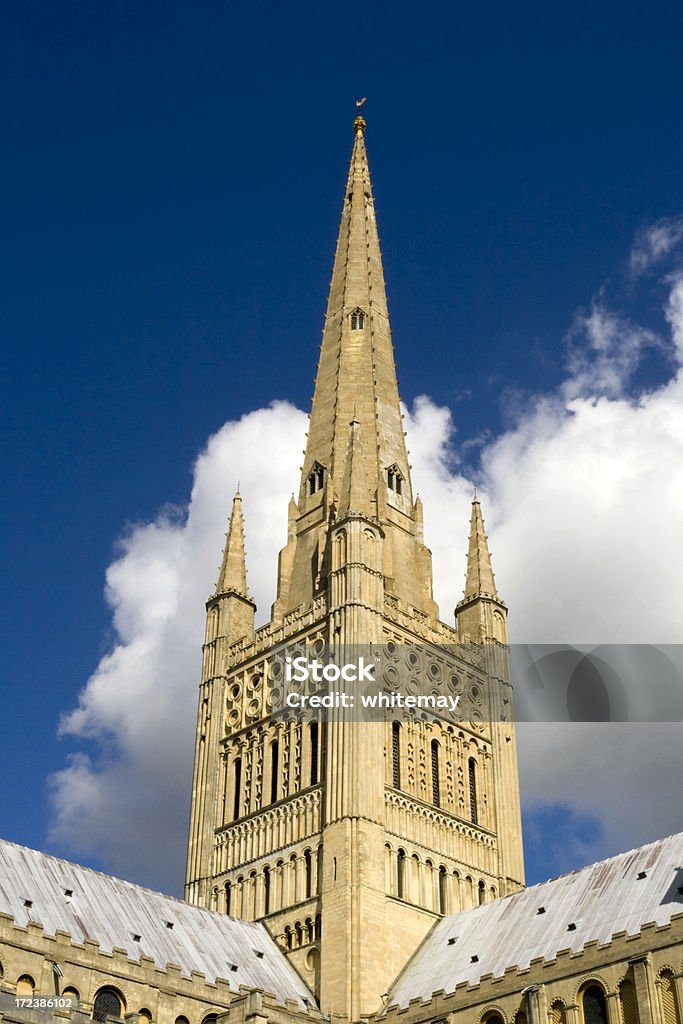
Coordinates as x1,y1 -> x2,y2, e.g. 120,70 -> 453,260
308,463 -> 325,495
304,849 -> 312,899
350,308 -> 366,330
387,465 -> 404,495
397,848 -> 406,900
392,722 -> 401,788
310,722 -> 319,785
431,739 -> 440,806
225,880 -> 231,915
270,741 -> 279,804
233,757 -> 242,821
478,880 -> 486,905
317,846 -> 323,894
438,866 -> 447,914
263,866 -> 271,915
468,758 -> 478,825
582,986 -> 608,1024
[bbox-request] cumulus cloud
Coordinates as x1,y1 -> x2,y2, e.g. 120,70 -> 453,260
49,238 -> 683,893
630,215 -> 683,276
49,403 -> 308,891
563,300 -> 662,399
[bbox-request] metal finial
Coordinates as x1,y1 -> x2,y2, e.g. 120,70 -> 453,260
354,98 -> 367,136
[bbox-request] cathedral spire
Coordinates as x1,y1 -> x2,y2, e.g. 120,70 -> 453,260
300,116 -> 411,508
215,490 -> 249,597
463,496 -> 498,599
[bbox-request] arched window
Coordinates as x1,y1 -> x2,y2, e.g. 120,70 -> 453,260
310,722 -> 319,785
62,988 -> 80,1010
308,463 -> 325,496
316,846 -> 323,894
478,879 -> 486,905
582,986 -> 608,1024
431,739 -> 440,806
284,925 -> 293,950
391,722 -> 401,788
225,880 -> 231,915
138,1010 -> 152,1024
468,758 -> 478,825
304,849 -> 312,899
16,976 -> 35,998
203,1015 -> 218,1024
659,969 -> 681,1024
397,848 -> 406,900
484,1016 -> 504,1024
92,987 -> 125,1023
295,921 -> 303,946
387,465 -> 404,495
315,912 -> 322,939
549,1001 -> 567,1024
175,1017 -> 190,1024
263,866 -> 271,915
233,757 -> 242,821
350,308 -> 366,331
270,741 -> 279,804
438,865 -> 448,914
619,977 -> 640,1024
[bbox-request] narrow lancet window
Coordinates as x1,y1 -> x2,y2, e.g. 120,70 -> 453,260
310,722 -> 319,785
270,741 -> 279,804
431,740 -> 440,806
438,865 -> 447,914
392,722 -> 401,789
468,758 -> 478,825
397,848 -> 406,899
233,757 -> 242,821
304,849 -> 312,899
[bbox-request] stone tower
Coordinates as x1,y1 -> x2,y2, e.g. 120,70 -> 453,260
185,116 -> 524,1021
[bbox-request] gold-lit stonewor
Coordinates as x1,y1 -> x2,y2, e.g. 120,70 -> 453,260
184,115 -> 525,1020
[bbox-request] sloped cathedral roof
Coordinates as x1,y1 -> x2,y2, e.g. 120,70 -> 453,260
0,840 -> 315,1009
387,831 -> 683,1008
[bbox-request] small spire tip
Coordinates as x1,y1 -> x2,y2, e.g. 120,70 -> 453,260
354,97 -> 367,135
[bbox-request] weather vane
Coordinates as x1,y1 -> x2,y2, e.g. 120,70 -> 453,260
354,97 -> 367,135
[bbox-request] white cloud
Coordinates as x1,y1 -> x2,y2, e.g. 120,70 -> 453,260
49,253 -> 683,893
49,402 -> 308,891
630,216 -> 683,275
563,300 -> 661,399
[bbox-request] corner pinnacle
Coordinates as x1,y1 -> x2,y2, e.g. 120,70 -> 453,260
215,491 -> 249,597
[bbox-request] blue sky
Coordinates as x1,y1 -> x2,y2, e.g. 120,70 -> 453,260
3,0 -> 683,894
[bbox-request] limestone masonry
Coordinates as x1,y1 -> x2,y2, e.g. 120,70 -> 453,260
1,116 -> 680,1024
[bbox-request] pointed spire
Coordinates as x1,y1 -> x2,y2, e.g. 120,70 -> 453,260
300,116 -> 411,507
338,415 -> 372,517
215,491 -> 249,597
463,497 -> 499,600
